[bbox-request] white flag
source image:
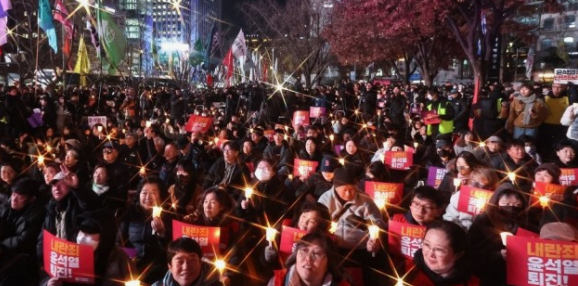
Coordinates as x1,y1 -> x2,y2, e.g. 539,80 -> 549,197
525,47 -> 534,80
232,29 -> 247,61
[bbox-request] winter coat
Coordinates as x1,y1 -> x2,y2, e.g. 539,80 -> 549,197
294,173 -> 333,200
318,187 -> 385,250
506,95 -> 548,130
263,141 -> 294,174
443,191 -> 475,230
0,199 -> 45,255
237,175 -> 294,226
202,158 -> 250,202
490,153 -> 538,193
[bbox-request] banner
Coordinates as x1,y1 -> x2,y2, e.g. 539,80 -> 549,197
365,182 -> 404,205
384,151 -> 413,170
388,221 -> 426,259
559,168 -> 578,186
293,111 -> 310,129
457,185 -> 493,215
184,115 -> 212,133
422,110 -> 441,125
506,235 -> 578,286
427,166 -> 448,189
293,159 -> 318,177
279,226 -> 307,260
533,182 -> 566,202
87,116 -> 106,128
172,220 -> 221,258
554,69 -> 578,84
97,5 -> 127,72
310,107 -> 326,118
43,230 -> 94,284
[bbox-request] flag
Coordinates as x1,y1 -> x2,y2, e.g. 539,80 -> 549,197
97,7 -> 127,73
38,0 -> 57,52
74,38 -> 90,86
232,29 -> 247,82
0,0 -> 12,18
87,17 -> 100,57
204,20 -> 218,69
0,17 -> 7,46
526,47 -> 534,80
142,14 -> 153,76
54,0 -> 73,57
222,48 -> 234,87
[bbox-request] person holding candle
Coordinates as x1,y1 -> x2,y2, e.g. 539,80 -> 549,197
152,237 -> 222,286
403,221 -> 480,286
318,167 -> 387,284
467,183 -> 532,286
267,232 -> 350,286
118,176 -> 173,284
472,135 -> 502,166
489,139 -> 538,193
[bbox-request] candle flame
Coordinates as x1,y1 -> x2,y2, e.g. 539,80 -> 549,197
329,221 -> 338,234
215,259 -> 226,272
145,121 -> 152,128
339,158 -> 345,165
374,198 -> 386,210
140,167 -> 146,175
329,134 -> 334,141
244,187 -> 253,199
479,142 -> 486,148
500,232 -> 513,246
125,281 -> 140,286
266,227 -> 277,242
453,178 -> 461,188
368,225 -> 380,239
539,196 -> 550,207
38,155 -> 45,165
508,172 -> 516,182
152,206 -> 162,218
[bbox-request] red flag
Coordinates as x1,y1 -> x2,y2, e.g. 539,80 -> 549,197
222,48 -> 234,87
262,60 -> 268,82
54,0 -> 73,58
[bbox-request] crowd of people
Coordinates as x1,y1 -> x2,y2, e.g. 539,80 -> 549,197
0,78 -> 577,286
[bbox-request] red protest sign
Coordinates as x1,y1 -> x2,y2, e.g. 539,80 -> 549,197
279,226 -> 307,260
507,235 -> 578,286
293,111 -> 310,129
185,115 -> 213,133
422,110 -> 441,125
172,220 -> 221,258
384,151 -> 413,170
293,159 -> 319,177
534,182 -> 567,202
43,230 -> 95,284
457,185 -> 493,215
516,227 -> 539,239
388,220 -> 426,259
365,182 -> 404,205
309,107 -> 326,118
560,168 -> 578,186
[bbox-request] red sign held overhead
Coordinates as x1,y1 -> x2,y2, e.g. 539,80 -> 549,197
457,185 -> 493,215
185,115 -> 213,133
309,107 -> 326,118
559,168 -> 578,186
293,111 -> 310,129
384,151 -> 413,170
43,230 -> 95,284
172,220 -> 221,259
279,226 -> 307,261
294,159 -> 318,177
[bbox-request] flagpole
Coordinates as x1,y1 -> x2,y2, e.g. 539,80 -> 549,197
62,22 -> 65,97
34,18 -> 40,98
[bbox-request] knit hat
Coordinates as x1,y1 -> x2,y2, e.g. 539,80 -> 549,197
535,163 -> 562,181
333,167 -> 354,188
102,141 -> 118,150
320,155 -> 339,172
540,222 -> 578,242
488,136 -> 502,143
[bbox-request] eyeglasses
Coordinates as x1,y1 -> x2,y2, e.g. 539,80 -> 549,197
297,247 -> 325,261
411,201 -> 437,212
103,150 -> 113,154
456,165 -> 470,170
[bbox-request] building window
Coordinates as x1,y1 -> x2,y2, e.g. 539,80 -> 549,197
541,38 -> 553,49
543,18 -> 554,29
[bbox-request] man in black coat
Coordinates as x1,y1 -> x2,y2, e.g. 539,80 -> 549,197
360,82 -> 377,122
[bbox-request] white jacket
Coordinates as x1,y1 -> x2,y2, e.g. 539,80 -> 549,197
561,104 -> 578,140
442,191 -> 474,230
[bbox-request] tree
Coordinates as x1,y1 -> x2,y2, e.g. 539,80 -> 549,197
324,0 -> 460,86
241,0 -> 334,89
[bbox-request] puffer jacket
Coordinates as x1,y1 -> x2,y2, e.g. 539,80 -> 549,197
0,200 -> 45,255
318,187 -> 385,249
443,191 -> 475,230
152,262 -> 222,286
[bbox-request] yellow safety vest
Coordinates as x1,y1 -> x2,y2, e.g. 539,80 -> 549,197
427,102 -> 453,135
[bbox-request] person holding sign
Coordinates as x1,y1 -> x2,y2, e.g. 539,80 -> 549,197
118,176 -> 174,285
293,155 -> 339,202
297,137 -> 323,171
467,183 -> 533,286
152,237 -> 222,286
267,232 -> 350,286
438,152 -> 487,205
402,221 -> 479,286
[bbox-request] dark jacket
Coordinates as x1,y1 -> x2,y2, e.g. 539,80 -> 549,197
406,249 -> 480,286
293,173 -> 333,200
202,158 -> 250,202
490,153 -> 538,192
237,175 -> 294,226
0,199 -> 45,256
263,141 -> 294,174
152,262 -> 222,286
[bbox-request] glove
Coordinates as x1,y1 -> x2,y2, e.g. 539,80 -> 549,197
264,245 -> 278,262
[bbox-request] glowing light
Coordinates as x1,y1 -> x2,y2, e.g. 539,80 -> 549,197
106,134 -> 111,141
139,167 -> 146,176
214,138 -> 219,145
152,206 -> 163,218
166,118 -> 170,124
374,198 -> 386,210
249,128 -> 253,133
329,221 -> 338,234
284,126 -> 289,131
539,196 -> 550,207
38,155 -> 45,165
413,142 -> 419,149
354,109 -> 359,115
362,123 -> 367,128
453,178 -> 461,188
97,125 -> 103,132
476,198 -> 486,210
329,134 -> 334,141
368,225 -> 380,239
122,128 -> 126,134
171,203 -> 176,209
46,145 -> 52,153
500,232 -> 513,246
266,227 -> 277,245
284,134 -> 289,141
125,281 -> 140,286
508,172 -> 516,182
215,259 -> 226,273
244,187 -> 254,199
479,142 -> 486,148
395,278 -> 404,286
145,121 -> 152,128
77,0 -> 90,8
276,83 -> 283,92
288,174 -> 293,180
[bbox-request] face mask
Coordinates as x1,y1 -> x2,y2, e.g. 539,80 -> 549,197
437,149 -> 450,158
498,206 -> 524,217
255,168 -> 272,181
448,96 -> 454,101
524,146 -> 533,153
177,171 -> 189,177
76,232 -> 100,251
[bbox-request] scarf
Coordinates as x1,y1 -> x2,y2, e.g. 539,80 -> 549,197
92,183 -> 110,195
284,265 -> 334,286
517,94 -> 536,125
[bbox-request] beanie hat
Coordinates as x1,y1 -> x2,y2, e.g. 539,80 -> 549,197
540,222 -> 578,242
333,167 -> 354,188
